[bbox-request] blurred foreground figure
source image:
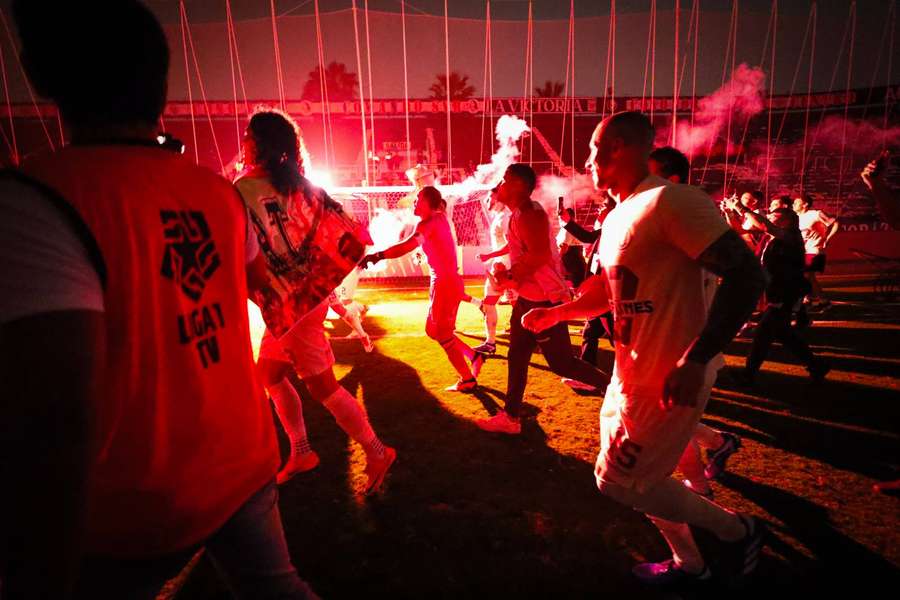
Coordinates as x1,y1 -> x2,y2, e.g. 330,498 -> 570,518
0,2 -> 316,597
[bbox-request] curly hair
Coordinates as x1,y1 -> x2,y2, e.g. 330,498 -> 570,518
245,108 -> 307,196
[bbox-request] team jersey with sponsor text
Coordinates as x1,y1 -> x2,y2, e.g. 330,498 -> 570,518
597,175 -> 728,394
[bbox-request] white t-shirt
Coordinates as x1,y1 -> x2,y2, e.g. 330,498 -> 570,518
597,175 -> 728,394
488,209 -> 512,269
797,208 -> 836,254
0,178 -> 104,324
415,211 -> 459,279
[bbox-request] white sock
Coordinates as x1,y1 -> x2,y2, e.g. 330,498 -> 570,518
322,386 -> 385,459
483,303 -> 498,344
268,378 -> 312,456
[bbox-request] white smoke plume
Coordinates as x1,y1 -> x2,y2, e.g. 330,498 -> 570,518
660,63 -> 766,157
446,115 -> 531,199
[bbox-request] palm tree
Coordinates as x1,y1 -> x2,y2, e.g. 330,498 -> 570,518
301,62 -> 358,102
428,71 -> 475,100
534,80 -> 565,98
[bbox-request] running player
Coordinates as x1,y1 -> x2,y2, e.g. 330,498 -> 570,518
523,112 -> 768,586
362,186 -> 486,392
472,185 -> 515,355
793,194 -> 840,309
476,164 -> 610,434
236,109 -> 395,493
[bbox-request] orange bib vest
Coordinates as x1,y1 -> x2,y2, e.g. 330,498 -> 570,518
21,144 -> 278,557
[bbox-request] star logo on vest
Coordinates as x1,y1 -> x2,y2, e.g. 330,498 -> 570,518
160,210 -> 221,301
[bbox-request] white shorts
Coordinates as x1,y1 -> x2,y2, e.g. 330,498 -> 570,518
483,257 -> 510,297
594,372 -> 715,493
258,302 -> 334,378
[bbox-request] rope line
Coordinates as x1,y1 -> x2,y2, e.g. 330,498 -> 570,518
178,1 -> 198,163
351,0 -> 370,184
443,0 -> 452,180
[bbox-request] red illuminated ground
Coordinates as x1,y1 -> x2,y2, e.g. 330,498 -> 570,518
169,275 -> 899,597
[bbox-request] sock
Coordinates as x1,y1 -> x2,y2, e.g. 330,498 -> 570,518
268,379 -> 312,456
678,439 -> 711,494
648,516 -> 707,574
483,303 -> 498,344
322,386 -> 385,459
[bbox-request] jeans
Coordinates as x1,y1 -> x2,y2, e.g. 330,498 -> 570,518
74,479 -> 318,600
746,296 -> 816,375
506,297 -> 610,417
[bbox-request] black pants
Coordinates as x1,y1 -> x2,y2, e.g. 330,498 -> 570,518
746,296 -> 817,375
506,298 -> 609,417
580,311 -> 615,365
560,246 -> 586,289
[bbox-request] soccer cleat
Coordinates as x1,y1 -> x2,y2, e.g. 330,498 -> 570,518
473,341 -> 497,355
476,410 -> 521,434
364,446 -> 397,495
445,378 -> 477,393
808,360 -> 831,383
632,559 -> 712,587
276,451 -> 321,484
704,432 -> 741,481
683,479 -> 715,500
561,377 -> 601,392
360,334 -> 375,353
470,351 -> 488,378
726,514 -> 767,582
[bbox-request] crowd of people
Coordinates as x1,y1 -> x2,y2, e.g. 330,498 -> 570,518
1,1 -> 898,598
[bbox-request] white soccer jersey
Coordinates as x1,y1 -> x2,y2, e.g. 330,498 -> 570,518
798,209 -> 836,254
597,175 -> 728,394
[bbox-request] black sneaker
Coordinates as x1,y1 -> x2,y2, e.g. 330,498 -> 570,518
808,360 -> 831,383
473,341 -> 497,355
704,432 -> 741,480
632,559 -> 711,587
725,514 -> 767,584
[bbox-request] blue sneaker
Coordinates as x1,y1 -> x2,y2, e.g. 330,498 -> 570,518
632,559 -> 711,586
704,432 -> 741,480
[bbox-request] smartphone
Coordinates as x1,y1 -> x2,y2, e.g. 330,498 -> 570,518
557,196 -> 565,214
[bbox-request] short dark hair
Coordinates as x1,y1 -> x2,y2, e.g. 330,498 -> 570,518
418,186 -> 446,211
13,0 -> 169,127
770,207 -> 799,228
604,111 -> 655,149
649,146 -> 690,183
505,163 -> 537,193
799,193 -> 815,208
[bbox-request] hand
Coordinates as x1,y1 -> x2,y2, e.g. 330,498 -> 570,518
522,307 -> 560,333
559,208 -> 575,224
661,359 -> 706,411
476,252 -> 489,262
860,159 -> 881,190
360,252 -> 384,269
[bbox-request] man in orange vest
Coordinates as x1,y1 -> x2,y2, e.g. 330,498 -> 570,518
0,2 -> 316,598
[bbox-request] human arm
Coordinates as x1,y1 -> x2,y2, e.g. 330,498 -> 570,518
736,204 -> 791,240
657,188 -> 767,410
361,225 -> 422,268
822,216 -> 840,249
861,157 -> 900,229
563,219 -> 602,244
521,274 -> 609,332
476,243 -> 509,262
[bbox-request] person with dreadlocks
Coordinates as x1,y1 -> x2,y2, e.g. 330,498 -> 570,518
235,109 -> 395,493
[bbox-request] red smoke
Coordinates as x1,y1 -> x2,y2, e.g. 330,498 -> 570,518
810,116 -> 900,155
660,63 -> 766,157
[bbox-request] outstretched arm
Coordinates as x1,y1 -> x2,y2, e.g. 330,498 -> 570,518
521,275 -> 609,332
361,228 -> 421,268
477,243 -> 510,262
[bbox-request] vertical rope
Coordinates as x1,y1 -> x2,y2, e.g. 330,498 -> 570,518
799,2 -> 817,193
722,0 -> 738,193
569,0 -> 575,177
401,0 -> 412,161
225,0 -> 242,163
650,0 -> 657,121
179,1 -> 198,163
227,3 -> 251,116
688,0 -> 699,183
699,0 -> 737,187
765,2 -> 815,192
351,0 -> 369,184
315,0 -> 336,168
480,0 -> 490,163
641,0 -> 652,110
672,0 -> 679,146
521,0 -> 531,120
560,0 -> 574,163
487,2 -> 494,160
529,0 -> 535,164
883,1 -> 895,151
765,0 -> 778,199
835,1 -> 856,214
270,0 -> 286,111
0,8 -> 53,151
182,2 -> 225,174
443,0 -> 452,181
364,0 -> 377,172
0,29 -> 19,164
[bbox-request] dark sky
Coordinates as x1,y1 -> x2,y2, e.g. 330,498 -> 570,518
140,0 -> 863,23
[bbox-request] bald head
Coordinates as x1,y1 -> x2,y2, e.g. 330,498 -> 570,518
587,111 -> 655,195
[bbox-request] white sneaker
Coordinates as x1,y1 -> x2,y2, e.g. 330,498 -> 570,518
476,410 -> 521,434
561,377 -> 599,392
